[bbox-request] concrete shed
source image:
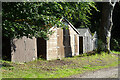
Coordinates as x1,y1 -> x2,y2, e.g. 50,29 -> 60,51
11,36 -> 37,63
37,18 -> 80,60
77,28 -> 93,53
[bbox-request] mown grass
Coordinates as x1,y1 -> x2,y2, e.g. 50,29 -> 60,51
1,51 -> 120,78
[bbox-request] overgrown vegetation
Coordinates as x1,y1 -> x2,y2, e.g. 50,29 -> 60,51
1,51 -> 119,78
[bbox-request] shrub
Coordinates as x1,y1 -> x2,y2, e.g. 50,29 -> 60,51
111,38 -> 120,51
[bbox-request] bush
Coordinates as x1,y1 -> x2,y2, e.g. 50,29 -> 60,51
97,39 -> 105,51
111,38 -> 120,51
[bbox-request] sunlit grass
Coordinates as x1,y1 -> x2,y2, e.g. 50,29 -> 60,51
1,51 -> 119,78
111,50 -> 120,54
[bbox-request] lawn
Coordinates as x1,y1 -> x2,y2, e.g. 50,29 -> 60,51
1,51 -> 120,78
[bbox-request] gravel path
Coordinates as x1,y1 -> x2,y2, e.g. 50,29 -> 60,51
69,67 -> 118,78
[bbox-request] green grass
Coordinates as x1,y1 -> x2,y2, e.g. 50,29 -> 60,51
111,50 -> 120,54
1,51 -> 120,78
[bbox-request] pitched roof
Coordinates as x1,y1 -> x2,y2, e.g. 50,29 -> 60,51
62,17 -> 80,34
49,17 -> 80,35
77,28 -> 88,35
77,28 -> 92,36
93,31 -> 97,38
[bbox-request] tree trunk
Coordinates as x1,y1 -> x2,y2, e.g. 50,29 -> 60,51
98,2 -> 117,53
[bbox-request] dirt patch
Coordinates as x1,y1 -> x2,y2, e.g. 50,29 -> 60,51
6,53 -> 117,72
31,59 -> 74,67
48,60 -> 73,66
112,53 -> 119,56
22,59 -> 75,71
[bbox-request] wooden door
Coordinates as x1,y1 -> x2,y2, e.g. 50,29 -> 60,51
57,28 -> 64,59
74,35 -> 78,55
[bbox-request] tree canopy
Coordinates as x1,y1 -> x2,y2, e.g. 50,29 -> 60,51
2,2 -> 97,39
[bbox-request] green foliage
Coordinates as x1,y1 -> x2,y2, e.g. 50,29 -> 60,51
111,38 -> 120,51
63,2 -> 97,28
2,2 -> 97,39
111,51 -> 120,54
2,2 -> 60,39
97,39 -> 105,51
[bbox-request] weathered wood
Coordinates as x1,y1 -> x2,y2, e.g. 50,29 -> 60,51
57,28 -> 64,59
36,18 -> 80,60
77,28 -> 96,53
47,28 -> 58,60
75,34 -> 78,55
11,36 -> 37,63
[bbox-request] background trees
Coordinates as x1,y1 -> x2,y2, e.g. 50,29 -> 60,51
111,2 -> 120,51
90,2 -> 120,52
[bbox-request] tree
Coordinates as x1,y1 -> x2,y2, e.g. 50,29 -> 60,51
60,2 -> 97,28
111,2 -> 120,51
2,2 -> 61,39
97,0 -> 119,53
2,2 -> 96,40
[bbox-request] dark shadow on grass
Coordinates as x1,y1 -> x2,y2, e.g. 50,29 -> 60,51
2,62 -> 13,67
78,50 -> 102,57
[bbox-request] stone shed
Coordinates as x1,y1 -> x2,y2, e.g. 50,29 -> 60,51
37,18 -> 80,60
77,28 -> 93,53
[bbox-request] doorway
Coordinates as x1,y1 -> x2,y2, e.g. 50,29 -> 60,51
79,36 -> 83,54
37,38 -> 46,59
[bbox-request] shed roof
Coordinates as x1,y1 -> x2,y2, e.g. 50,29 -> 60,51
77,28 -> 88,35
77,28 -> 92,36
49,17 -> 80,35
93,31 -> 97,38
63,17 -> 80,34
